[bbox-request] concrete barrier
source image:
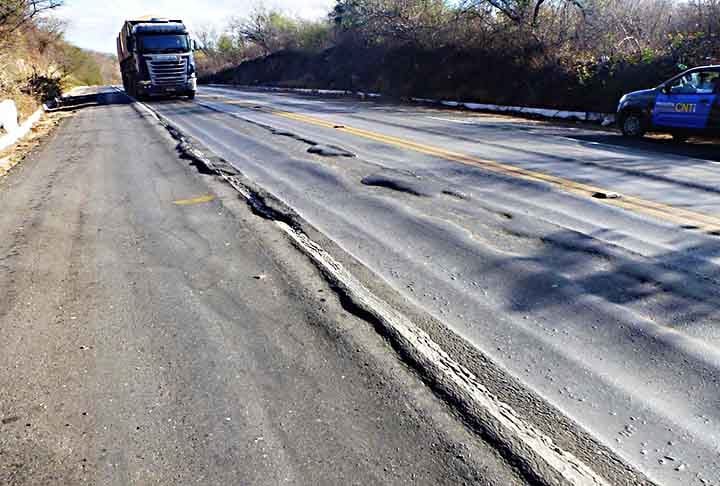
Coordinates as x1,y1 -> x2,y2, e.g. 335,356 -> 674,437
0,101 -> 44,153
0,100 -> 19,133
416,97 -> 614,124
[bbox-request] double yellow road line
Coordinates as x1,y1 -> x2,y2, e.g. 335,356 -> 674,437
206,95 -> 720,234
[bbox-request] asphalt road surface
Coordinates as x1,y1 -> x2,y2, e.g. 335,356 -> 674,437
140,85 -> 720,486
0,90 -> 530,485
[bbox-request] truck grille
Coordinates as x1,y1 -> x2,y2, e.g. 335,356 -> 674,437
147,58 -> 187,86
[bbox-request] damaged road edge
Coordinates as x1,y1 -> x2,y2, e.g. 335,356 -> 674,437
131,94 -> 626,486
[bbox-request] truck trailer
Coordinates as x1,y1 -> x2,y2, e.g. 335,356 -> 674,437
117,17 -> 197,100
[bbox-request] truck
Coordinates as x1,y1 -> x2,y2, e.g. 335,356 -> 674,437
116,17 -> 197,100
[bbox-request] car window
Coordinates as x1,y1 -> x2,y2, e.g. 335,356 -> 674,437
668,70 -> 720,94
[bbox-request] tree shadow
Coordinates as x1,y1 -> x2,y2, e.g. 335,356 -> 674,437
497,228 -> 720,333
46,89 -> 132,112
567,133 -> 720,163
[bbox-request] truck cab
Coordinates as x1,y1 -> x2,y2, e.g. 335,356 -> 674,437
117,18 -> 197,100
617,65 -> 720,141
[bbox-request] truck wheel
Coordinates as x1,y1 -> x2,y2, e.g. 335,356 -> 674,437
621,112 -> 646,138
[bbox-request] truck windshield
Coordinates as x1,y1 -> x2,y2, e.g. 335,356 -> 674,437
139,35 -> 189,52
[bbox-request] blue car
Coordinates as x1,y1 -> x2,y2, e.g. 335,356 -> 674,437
616,65 -> 720,141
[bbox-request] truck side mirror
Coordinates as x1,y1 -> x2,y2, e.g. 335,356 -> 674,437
192,40 -> 199,51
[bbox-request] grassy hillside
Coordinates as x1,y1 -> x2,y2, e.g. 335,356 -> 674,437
0,17 -> 120,124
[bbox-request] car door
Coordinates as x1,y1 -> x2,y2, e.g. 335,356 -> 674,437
708,75 -> 720,133
652,69 -> 719,130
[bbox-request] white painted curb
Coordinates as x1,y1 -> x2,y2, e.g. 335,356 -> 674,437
207,83 -> 377,100
421,98 -> 614,124
0,102 -> 45,153
205,83 -> 614,124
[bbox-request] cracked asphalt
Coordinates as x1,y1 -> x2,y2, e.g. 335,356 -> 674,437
145,86 -> 720,486
4,83 -> 720,486
0,90 -> 528,485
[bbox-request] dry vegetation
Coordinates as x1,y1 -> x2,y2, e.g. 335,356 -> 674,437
0,0 -> 120,123
197,0 -> 720,111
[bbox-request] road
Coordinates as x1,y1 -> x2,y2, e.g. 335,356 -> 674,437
141,85 -> 720,486
0,90 -> 528,485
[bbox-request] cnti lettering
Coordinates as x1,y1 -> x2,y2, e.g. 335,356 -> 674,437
674,103 -> 697,113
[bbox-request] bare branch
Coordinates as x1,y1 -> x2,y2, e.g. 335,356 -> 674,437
0,0 -> 64,34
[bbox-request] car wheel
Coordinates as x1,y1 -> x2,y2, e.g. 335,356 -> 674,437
187,92 -> 196,100
671,133 -> 689,143
621,112 -> 646,138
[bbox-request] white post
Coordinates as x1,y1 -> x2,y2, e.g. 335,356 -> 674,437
0,100 -> 19,134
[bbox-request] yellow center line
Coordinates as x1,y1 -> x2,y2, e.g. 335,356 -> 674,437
207,95 -> 720,233
173,194 -> 215,206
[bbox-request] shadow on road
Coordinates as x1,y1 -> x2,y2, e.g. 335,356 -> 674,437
570,133 -> 720,163
47,89 -> 132,112
501,229 -> 720,334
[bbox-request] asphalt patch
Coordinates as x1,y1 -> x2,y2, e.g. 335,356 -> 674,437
268,127 -> 318,146
361,173 -> 433,197
307,144 -> 355,157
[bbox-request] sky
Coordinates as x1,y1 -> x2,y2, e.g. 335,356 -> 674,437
56,0 -> 335,54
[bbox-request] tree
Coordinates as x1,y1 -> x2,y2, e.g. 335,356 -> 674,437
455,0 -> 585,30
331,0 -> 454,47
232,7 -> 298,55
0,0 -> 63,34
